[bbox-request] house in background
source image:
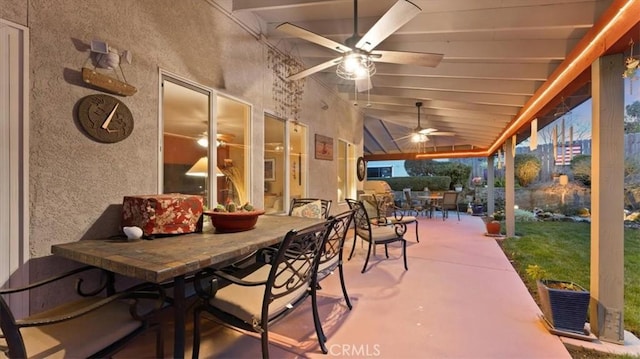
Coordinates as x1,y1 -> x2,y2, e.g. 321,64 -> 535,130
366,160 -> 409,178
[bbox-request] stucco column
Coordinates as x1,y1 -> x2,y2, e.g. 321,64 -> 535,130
504,138 -> 515,237
589,53 -> 625,343
487,155 -> 495,216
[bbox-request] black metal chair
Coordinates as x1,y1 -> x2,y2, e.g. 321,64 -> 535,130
191,220 -> 335,359
440,191 -> 461,221
0,266 -> 165,359
402,188 -> 424,216
373,193 -> 420,243
289,198 -> 332,219
312,209 -> 355,346
345,198 -> 408,273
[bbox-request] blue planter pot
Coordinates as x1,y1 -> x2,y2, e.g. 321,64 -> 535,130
471,204 -> 484,216
537,279 -> 590,334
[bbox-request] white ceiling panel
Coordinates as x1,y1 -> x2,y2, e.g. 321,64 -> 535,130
215,0 -> 637,159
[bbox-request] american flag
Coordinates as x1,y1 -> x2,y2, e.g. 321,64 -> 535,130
554,144 -> 581,165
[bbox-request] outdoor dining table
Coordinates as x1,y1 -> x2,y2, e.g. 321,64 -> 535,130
51,214 -> 323,359
417,194 -> 444,218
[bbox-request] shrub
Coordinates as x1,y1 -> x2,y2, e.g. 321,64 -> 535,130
568,155 -> 639,186
515,208 -> 538,222
570,154 -> 591,186
383,176 -> 451,191
525,264 -> 548,281
514,154 -> 541,187
492,210 -> 505,221
494,177 -> 506,187
626,156 -> 640,178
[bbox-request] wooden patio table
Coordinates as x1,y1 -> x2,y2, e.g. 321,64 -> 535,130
51,214 -> 323,359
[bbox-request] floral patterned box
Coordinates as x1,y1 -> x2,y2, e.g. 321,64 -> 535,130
121,194 -> 204,237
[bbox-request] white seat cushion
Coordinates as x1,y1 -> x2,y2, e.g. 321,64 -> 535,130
356,226 -> 401,243
209,264 -> 309,329
385,216 -> 416,224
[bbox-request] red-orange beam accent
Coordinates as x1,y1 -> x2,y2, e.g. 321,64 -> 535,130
363,149 -> 487,161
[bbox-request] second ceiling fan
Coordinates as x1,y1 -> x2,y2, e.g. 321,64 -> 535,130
410,101 -> 455,143
276,0 -> 444,89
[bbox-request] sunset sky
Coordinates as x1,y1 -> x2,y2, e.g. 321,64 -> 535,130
523,77 -> 640,146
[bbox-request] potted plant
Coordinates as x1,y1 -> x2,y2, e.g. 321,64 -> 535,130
526,265 -> 590,335
454,183 -> 463,192
482,210 -> 503,235
472,199 -> 484,216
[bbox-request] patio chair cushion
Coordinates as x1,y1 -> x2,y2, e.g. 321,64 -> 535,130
381,215 -> 416,224
208,264 -> 309,327
18,297 -> 143,359
356,226 -> 401,243
290,199 -> 324,219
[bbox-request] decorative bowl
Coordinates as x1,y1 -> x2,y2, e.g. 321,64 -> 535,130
204,210 -> 265,233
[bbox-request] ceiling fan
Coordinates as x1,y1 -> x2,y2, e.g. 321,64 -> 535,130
276,0 -> 443,90
410,102 -> 455,143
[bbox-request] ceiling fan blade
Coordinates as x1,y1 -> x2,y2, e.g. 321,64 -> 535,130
371,50 -> 443,67
276,22 -> 351,53
392,133 -> 413,141
355,0 -> 421,52
418,127 -> 439,134
429,131 -> 456,136
393,133 -> 429,143
355,76 -> 373,92
287,57 -> 343,81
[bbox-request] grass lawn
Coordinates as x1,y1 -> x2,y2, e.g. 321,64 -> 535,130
499,221 -> 640,337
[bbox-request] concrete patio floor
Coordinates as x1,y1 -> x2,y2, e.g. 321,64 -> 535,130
116,212 -> 633,358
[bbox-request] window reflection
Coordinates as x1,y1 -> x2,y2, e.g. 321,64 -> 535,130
264,115 -> 285,213
290,123 -> 307,199
337,139 -> 355,202
161,76 -> 249,208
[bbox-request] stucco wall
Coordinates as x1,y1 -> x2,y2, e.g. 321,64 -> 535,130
0,0 -> 25,25
2,0 -> 362,307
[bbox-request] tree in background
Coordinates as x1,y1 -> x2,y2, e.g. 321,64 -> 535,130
437,162 -> 472,188
514,154 -> 542,187
626,101 -> 640,133
404,160 -> 471,189
404,160 -> 437,176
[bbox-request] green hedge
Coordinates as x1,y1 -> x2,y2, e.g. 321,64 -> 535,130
381,176 -> 451,191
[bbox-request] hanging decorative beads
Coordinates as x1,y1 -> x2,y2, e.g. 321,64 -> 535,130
267,48 -> 306,120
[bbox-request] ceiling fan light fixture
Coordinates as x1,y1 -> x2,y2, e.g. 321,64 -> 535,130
336,53 -> 376,80
196,133 -> 235,148
411,132 -> 428,143
197,137 -> 208,148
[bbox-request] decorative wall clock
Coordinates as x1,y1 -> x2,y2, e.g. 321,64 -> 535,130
357,156 -> 366,181
77,94 -> 134,143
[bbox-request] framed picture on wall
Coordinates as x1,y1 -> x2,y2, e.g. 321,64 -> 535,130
264,158 -> 275,181
315,134 -> 333,161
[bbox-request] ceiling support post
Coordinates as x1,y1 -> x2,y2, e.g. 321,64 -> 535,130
504,138 -> 515,238
486,156 -> 495,216
589,53 -> 625,343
